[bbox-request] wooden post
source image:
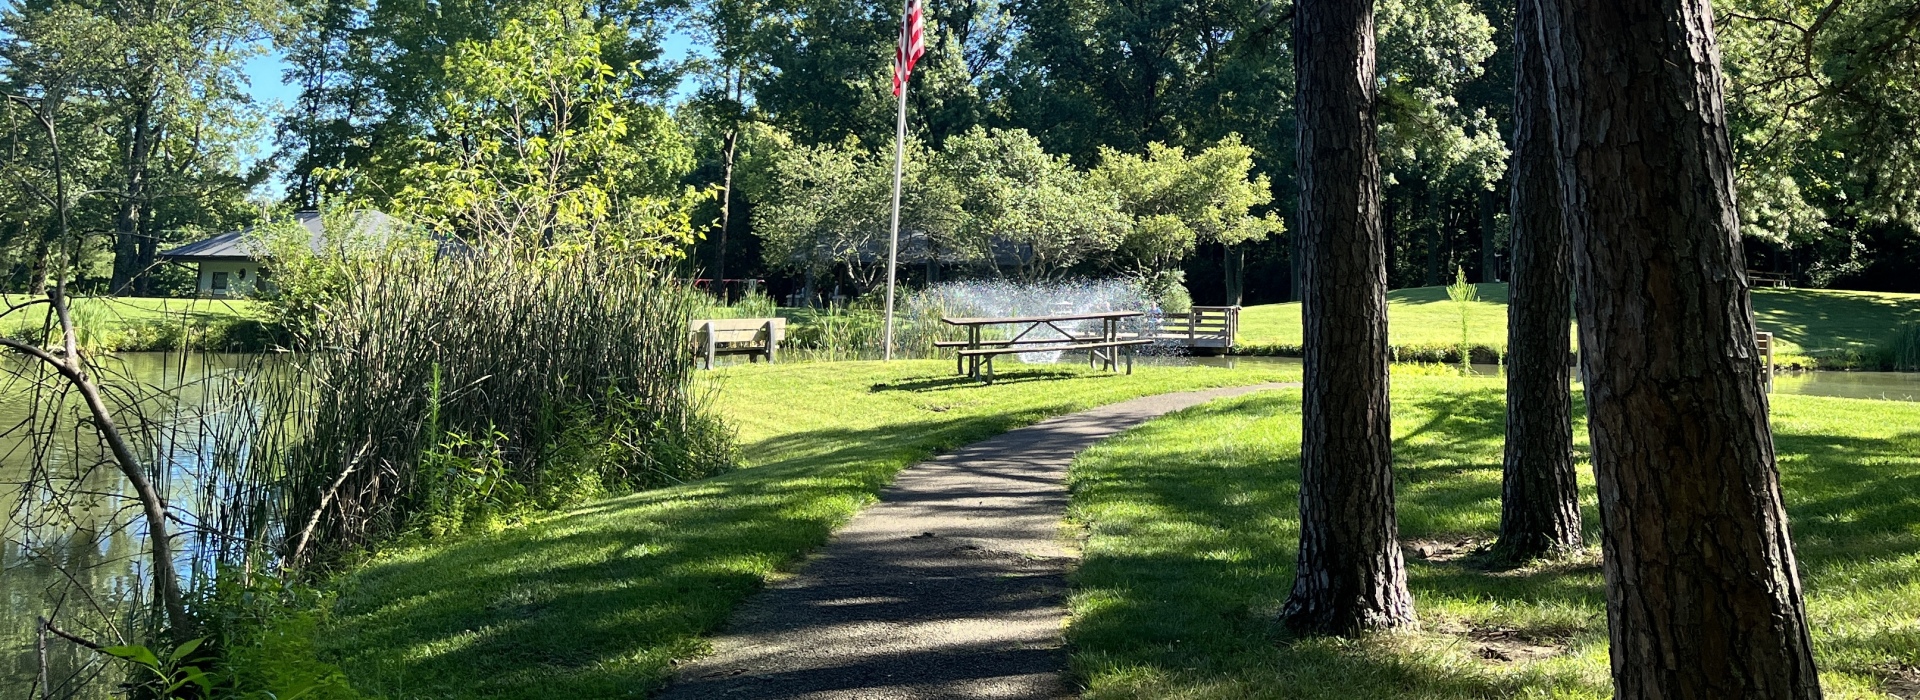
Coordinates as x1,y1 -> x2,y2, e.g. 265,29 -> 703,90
765,320 -> 779,364
1757,331 -> 1774,393
704,322 -> 716,370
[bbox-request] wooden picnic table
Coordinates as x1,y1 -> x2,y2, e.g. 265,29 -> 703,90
938,310 -> 1153,383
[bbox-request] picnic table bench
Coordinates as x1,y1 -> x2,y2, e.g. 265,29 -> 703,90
938,311 -> 1153,383
1749,270 -> 1792,288
691,317 -> 785,369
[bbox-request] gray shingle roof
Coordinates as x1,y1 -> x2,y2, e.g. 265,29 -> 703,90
160,211 -> 396,262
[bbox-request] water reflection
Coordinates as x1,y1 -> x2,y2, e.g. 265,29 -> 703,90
1,352 -> 269,698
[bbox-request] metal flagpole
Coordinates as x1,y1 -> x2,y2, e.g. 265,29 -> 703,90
882,3 -> 909,362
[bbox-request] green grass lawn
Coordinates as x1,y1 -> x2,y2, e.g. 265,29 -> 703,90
1235,284 -> 1920,368
0,294 -> 266,351
299,359 -> 1301,699
1066,374 -> 1920,699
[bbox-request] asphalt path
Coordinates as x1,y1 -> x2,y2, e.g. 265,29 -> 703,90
660,382 -> 1299,700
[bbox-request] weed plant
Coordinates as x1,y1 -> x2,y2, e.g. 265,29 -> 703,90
264,246 -> 733,563
1446,267 -> 1480,374
1883,322 -> 1920,371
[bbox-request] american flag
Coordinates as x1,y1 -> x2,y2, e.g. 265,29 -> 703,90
892,0 -> 925,96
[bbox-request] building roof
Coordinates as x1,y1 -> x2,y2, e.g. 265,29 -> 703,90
159,211 -> 397,262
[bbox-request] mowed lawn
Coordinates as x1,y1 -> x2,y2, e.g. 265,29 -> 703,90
304,360 -> 1302,699
0,293 -> 262,345
0,293 -> 260,325
1236,284 -> 1920,362
1066,374 -> 1920,699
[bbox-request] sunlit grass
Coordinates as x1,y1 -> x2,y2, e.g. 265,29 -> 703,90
1236,284 -> 1920,365
1066,375 -> 1920,699
308,359 -> 1301,699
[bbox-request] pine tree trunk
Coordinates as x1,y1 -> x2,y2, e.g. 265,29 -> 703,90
1493,0 -> 1580,564
1535,0 -> 1822,696
1282,0 -> 1416,637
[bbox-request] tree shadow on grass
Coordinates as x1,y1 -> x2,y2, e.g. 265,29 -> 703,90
868,367 -> 1094,392
1751,288 -> 1920,352
1068,384 -> 1920,698
1772,427 -> 1920,590
318,405 -> 1095,700
1066,390 -> 1608,699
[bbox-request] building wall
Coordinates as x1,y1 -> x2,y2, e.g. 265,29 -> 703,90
196,261 -> 266,297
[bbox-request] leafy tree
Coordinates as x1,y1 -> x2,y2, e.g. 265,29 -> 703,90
743,132 -> 957,297
937,126 -> 1127,280
388,0 -> 701,257
683,0 -> 774,283
0,0 -> 271,295
278,0 -> 682,206
1718,0 -> 1920,285
1376,0 -> 1506,286
1091,135 -> 1284,301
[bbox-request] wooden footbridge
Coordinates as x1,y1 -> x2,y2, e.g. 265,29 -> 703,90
1143,305 -> 1240,353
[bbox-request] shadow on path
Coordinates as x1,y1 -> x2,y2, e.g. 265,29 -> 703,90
657,383 -> 1298,700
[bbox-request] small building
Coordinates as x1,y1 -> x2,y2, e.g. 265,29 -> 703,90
160,211 -> 393,297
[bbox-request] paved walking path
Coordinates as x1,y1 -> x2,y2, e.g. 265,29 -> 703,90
660,382 -> 1298,700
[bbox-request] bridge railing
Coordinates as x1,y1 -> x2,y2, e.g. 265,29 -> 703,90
1153,305 -> 1239,348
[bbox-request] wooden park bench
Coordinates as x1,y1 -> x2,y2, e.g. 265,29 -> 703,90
691,318 -> 785,370
938,311 -> 1153,384
1749,270 -> 1792,288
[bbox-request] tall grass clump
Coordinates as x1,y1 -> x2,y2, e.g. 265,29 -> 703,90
271,245 -> 733,561
1885,322 -> 1920,371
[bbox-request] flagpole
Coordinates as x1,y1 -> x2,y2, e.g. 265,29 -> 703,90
882,8 -> 909,362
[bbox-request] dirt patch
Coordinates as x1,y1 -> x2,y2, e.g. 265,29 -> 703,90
1404,537 -> 1488,563
1467,626 -> 1566,664
1881,663 -> 1920,699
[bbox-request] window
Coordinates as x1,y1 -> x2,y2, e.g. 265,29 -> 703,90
211,271 -> 230,292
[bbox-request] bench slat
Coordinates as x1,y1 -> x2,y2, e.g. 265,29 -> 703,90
932,336 -> 1106,348
956,339 -> 1152,357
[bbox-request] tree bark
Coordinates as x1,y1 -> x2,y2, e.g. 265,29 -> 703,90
1535,0 -> 1823,696
1492,0 -> 1580,564
111,93 -> 154,295
1282,0 -> 1416,637
135,202 -> 159,296
716,128 -> 737,294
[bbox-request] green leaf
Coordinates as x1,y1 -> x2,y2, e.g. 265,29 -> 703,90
103,644 -> 162,668
166,636 -> 205,664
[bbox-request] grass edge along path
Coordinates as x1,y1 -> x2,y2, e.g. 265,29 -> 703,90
1065,373 -> 1920,699
273,359 -> 1302,700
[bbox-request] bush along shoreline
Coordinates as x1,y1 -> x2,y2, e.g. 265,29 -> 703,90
25,246 -> 741,699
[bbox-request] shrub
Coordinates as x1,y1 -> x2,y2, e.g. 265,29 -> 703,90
1880,323 -> 1920,372
257,245 -> 734,561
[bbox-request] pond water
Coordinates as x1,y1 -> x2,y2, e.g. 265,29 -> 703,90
1136,354 -> 1920,402
1,352 -> 266,697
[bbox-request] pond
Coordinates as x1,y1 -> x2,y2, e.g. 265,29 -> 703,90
1,352 -> 266,697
